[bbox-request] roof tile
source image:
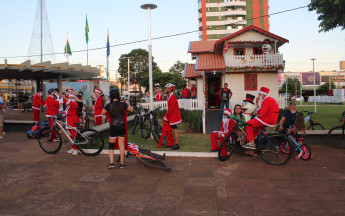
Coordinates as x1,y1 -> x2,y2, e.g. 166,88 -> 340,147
196,54 -> 225,71
183,64 -> 202,78
188,41 -> 215,53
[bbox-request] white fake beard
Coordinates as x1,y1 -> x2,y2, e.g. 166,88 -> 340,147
39,93 -> 42,96
69,99 -> 75,102
259,95 -> 264,104
222,116 -> 229,124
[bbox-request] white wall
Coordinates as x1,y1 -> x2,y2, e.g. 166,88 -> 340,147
197,78 -> 203,100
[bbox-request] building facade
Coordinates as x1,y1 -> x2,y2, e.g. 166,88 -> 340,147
198,0 -> 270,41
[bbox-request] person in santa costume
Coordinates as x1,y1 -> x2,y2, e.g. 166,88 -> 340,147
158,83 -> 182,150
46,88 -> 61,141
32,89 -> 45,122
64,94 -> 80,156
210,109 -> 235,157
102,88 -> 133,168
93,89 -> 103,125
242,87 -> 279,151
156,90 -> 163,101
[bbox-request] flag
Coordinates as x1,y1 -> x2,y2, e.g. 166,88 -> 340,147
107,29 -> 110,57
85,14 -> 89,44
64,32 -> 72,58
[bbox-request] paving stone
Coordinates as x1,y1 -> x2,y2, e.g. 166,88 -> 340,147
82,192 -> 119,205
33,201 -> 76,215
185,186 -> 217,197
20,187 -> 62,200
142,207 -> 181,216
0,186 -> 33,199
51,190 -> 92,203
228,197 -> 253,212
113,193 -> 151,207
275,188 -> 312,200
319,200 -> 345,213
182,196 -> 217,211
245,186 -> 279,199
250,198 -> 289,213
304,187 -> 345,200
78,173 -> 110,182
181,210 -> 222,216
93,181 -> 129,193
147,195 -> 183,209
226,186 -> 247,198
217,197 -> 236,212
285,199 -> 327,213
186,178 -> 215,187
216,187 -> 228,198
66,203 -> 112,216
154,184 -> 185,196
241,178 -> 273,188
105,205 -> 144,216
0,198 -> 43,214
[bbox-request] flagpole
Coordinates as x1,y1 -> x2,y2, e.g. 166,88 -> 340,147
87,43 -> 88,65
107,28 -> 109,81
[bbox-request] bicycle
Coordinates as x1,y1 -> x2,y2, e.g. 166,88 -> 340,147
37,114 -> 104,156
327,111 -> 345,148
218,116 -> 293,165
117,143 -> 171,170
280,126 -> 312,161
131,105 -> 151,139
81,111 -> 97,129
147,107 -> 166,145
275,110 -> 324,131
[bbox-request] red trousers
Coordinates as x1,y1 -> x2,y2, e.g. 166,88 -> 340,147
210,132 -> 231,156
68,129 -> 78,150
33,109 -> 40,122
48,117 -> 57,141
96,116 -> 102,126
245,118 -> 265,142
157,121 -> 174,148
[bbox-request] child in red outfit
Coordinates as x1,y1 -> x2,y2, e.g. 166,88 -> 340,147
93,89 -> 103,125
65,94 -> 80,156
32,89 -> 45,122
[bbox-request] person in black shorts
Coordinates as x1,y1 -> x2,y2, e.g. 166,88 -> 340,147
76,94 -> 84,122
102,88 -> 133,169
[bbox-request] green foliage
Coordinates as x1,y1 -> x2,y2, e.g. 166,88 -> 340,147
308,0 -> 345,32
169,60 -> 186,75
319,80 -> 336,92
117,48 -> 160,81
139,69 -> 186,91
280,78 -> 302,95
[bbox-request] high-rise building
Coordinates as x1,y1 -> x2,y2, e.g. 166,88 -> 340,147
198,0 -> 270,41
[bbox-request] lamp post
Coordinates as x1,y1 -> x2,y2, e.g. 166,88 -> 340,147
124,57 -> 132,97
141,3 -> 157,110
311,58 -> 317,113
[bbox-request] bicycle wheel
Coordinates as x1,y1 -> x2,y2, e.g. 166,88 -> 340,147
131,115 -> 139,135
38,126 -> 62,154
218,132 -> 236,162
279,140 -> 291,154
141,117 -> 151,139
139,148 -> 165,160
76,128 -> 104,156
328,126 -> 345,148
275,125 -> 280,132
299,144 -> 311,160
259,133 -> 293,166
307,123 -> 324,130
151,120 -> 166,144
136,156 -> 171,171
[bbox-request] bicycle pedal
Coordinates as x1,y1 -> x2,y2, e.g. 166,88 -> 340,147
64,139 -> 69,143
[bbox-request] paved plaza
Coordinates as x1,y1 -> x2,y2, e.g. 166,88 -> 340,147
1,131 -> 345,215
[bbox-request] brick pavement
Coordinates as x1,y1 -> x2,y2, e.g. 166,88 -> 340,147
1,131 -> 345,215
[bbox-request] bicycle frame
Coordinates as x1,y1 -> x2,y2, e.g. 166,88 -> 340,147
50,118 -> 89,145
285,126 -> 305,158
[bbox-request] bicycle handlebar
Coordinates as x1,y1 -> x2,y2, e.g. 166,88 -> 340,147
226,116 -> 252,127
301,110 -> 314,115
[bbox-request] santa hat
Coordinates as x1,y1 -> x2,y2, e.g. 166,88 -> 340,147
68,94 -> 76,98
243,94 -> 255,104
258,87 -> 270,95
68,89 -> 74,92
223,108 -> 233,116
95,89 -> 102,93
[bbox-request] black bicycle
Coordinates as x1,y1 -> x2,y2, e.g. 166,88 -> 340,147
275,110 -> 324,131
218,116 -> 293,166
131,105 -> 151,139
81,111 -> 97,129
327,111 -> 345,148
148,107 -> 166,145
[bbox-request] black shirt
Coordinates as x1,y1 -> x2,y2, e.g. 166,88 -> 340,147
220,88 -> 231,102
104,101 -> 128,127
283,110 -> 298,128
77,101 -> 83,114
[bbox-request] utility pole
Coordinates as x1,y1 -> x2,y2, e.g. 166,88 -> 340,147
124,57 -> 132,97
311,58 -> 317,113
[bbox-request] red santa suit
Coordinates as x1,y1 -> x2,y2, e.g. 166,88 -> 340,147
65,95 -> 79,150
245,87 -> 279,142
32,93 -> 45,122
93,89 -> 103,126
46,94 -> 60,140
210,109 -> 235,156
156,92 -> 163,101
158,92 -> 182,148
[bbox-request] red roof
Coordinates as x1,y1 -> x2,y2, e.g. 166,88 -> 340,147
214,25 -> 289,50
183,64 -> 202,78
196,54 -> 225,71
188,41 -> 215,53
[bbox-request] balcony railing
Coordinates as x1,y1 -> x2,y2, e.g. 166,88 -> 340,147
226,54 -> 284,68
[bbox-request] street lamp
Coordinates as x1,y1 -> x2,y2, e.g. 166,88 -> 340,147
141,3 -> 157,110
124,57 -> 132,97
311,58 -> 317,113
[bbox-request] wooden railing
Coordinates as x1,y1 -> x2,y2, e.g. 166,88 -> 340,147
226,54 -> 284,68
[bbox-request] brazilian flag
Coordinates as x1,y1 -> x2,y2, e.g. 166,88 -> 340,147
85,15 -> 89,44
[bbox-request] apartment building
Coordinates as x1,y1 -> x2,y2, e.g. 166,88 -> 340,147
198,0 -> 270,41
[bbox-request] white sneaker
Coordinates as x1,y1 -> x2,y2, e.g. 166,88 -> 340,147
67,148 -> 74,153
2,132 -> 5,135
0,136 -> 3,139
72,150 -> 78,156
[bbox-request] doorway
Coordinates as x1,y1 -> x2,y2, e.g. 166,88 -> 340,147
206,73 -> 222,109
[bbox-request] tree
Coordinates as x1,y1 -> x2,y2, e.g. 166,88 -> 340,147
281,77 -> 302,95
139,69 -> 186,91
117,48 -> 160,82
319,80 -> 336,92
169,61 -> 186,75
308,0 -> 345,32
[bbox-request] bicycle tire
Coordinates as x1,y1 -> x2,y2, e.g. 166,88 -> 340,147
259,133 -> 293,166
141,117 -> 151,139
328,126 -> 345,148
131,115 -> 139,135
218,132 -> 237,162
275,125 -> 280,132
139,149 -> 165,160
38,126 -> 62,154
151,120 -> 166,144
299,144 -> 311,160
76,128 -> 104,156
136,156 -> 171,170
307,123 -> 324,130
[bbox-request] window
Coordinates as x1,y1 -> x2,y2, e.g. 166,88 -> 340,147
238,7 -> 243,11
245,74 -> 257,90
234,48 -> 245,56
207,25 -> 211,29
207,17 -> 211,20
238,25 -> 243,29
218,16 -> 222,20
248,6 -> 253,10
206,7 -> 211,11
260,23 -> 265,28
248,15 -> 253,19
259,5 -> 264,9
227,17 -> 233,20
217,25 -> 222,29
206,0 -> 210,2
253,47 -> 262,55
217,34 -> 222,38
227,26 -> 232,29
207,35 -> 213,39
237,16 -> 242,20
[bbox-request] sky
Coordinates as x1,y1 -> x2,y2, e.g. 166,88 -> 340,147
0,0 -> 344,80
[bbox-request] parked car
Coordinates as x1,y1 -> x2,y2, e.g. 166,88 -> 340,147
292,96 -> 304,102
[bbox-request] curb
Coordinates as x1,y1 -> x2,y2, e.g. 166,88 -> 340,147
86,149 -> 218,157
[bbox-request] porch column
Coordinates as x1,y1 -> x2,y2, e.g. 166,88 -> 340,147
57,73 -> 62,93
88,80 -> 94,108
